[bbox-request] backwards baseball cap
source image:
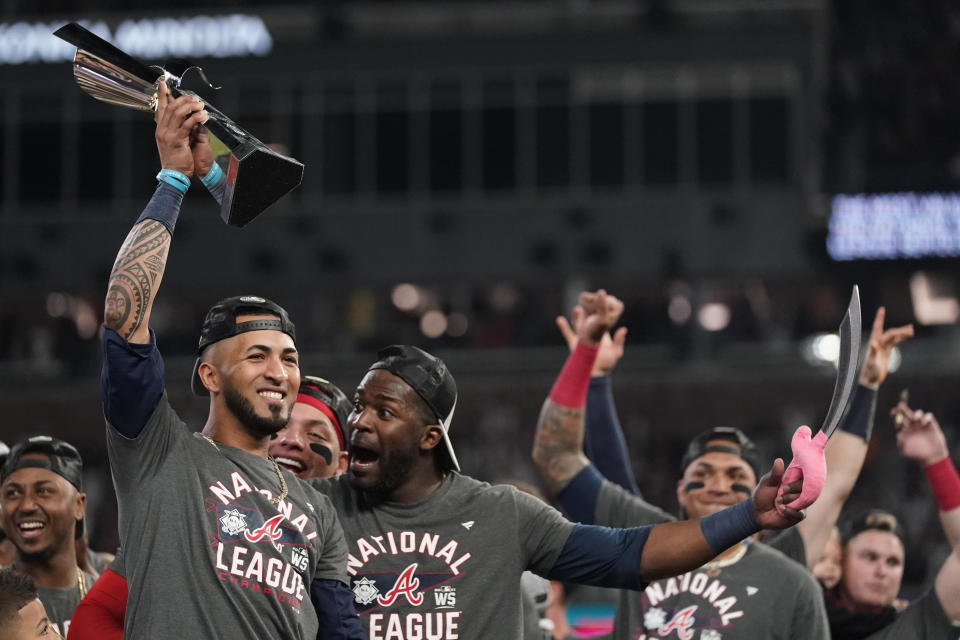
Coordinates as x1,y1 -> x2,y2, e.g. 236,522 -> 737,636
2,436 -> 85,540
681,426 -> 763,481
298,376 -> 352,451
369,345 -> 459,472
191,295 -> 296,396
841,510 -> 905,545
1,436 -> 83,492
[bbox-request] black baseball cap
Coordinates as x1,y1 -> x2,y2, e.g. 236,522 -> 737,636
841,510 -> 905,545
191,295 -> 297,396
1,436 -> 83,492
369,345 -> 459,471
681,426 -> 763,481
2,436 -> 86,539
298,376 -> 352,449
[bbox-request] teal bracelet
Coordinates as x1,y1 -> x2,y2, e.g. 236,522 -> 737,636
156,169 -> 190,194
200,161 -> 223,188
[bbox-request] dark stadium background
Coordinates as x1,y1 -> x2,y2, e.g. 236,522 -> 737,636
2,0 -> 959,613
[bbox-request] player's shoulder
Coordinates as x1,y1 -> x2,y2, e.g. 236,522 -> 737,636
306,472 -> 350,497
447,473 -> 547,508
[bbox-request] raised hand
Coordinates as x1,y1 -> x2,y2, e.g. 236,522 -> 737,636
891,403 -> 950,467
154,82 -> 208,177
753,458 -> 806,529
574,290 -> 623,346
556,301 -> 627,376
859,307 -> 914,389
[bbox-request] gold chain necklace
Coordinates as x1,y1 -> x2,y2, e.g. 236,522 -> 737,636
76,567 -> 87,599
702,540 -> 749,577
201,435 -> 288,506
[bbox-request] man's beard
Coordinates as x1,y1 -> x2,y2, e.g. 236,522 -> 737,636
222,378 -> 292,437
16,545 -> 58,565
352,439 -> 419,499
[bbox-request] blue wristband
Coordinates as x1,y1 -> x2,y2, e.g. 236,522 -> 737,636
200,161 -> 223,188
699,499 -> 760,555
156,168 -> 190,194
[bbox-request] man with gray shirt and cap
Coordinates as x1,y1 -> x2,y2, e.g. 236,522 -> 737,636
97,82 -> 363,639
0,436 -> 94,637
309,289 -> 814,639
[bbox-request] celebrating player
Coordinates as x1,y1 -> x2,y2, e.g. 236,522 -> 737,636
95,82 -> 362,639
307,289 -> 810,639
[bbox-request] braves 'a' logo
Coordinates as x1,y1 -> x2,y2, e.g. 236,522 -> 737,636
377,563 -> 423,607
657,605 -> 698,639
244,514 -> 285,543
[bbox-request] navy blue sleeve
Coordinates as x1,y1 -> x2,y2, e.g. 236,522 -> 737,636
838,384 -> 877,441
311,579 -> 366,640
556,465 -> 603,525
584,376 -> 641,495
547,523 -> 650,590
100,325 -> 165,438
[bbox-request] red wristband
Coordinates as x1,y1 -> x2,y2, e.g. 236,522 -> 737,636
549,342 -> 599,408
925,457 -> 960,512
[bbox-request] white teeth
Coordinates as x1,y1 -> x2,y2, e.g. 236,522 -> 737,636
259,391 -> 283,400
19,522 -> 44,530
275,457 -> 303,470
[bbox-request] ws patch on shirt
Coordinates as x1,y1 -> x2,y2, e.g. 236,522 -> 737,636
633,570 -> 754,639
347,529 -> 472,639
207,470 -> 319,612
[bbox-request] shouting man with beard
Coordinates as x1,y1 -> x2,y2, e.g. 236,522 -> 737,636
98,83 -> 362,639
308,290 -> 813,639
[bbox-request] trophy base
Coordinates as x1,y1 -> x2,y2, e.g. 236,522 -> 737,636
218,139 -> 304,228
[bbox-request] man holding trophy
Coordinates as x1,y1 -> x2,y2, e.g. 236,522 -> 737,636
95,79 -> 364,639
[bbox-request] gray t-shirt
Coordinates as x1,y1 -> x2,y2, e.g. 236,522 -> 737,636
35,571 -> 95,638
594,478 -> 829,640
863,588 -> 959,640
311,473 -> 575,639
106,395 -> 348,640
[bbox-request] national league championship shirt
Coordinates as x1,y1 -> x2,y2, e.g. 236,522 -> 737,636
311,472 -> 575,640
101,329 -> 349,640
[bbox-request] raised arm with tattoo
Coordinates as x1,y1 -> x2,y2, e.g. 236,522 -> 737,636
555,305 -> 639,495
534,290 -> 807,582
104,82 -> 208,344
100,83 -> 209,437
797,307 -> 913,568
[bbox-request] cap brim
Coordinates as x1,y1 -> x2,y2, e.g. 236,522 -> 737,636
191,358 -> 209,396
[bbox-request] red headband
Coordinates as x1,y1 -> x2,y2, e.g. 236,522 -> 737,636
296,393 -> 345,450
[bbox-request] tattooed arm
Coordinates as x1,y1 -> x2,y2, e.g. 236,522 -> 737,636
533,401 -> 591,497
533,291 -> 620,497
104,83 -> 208,343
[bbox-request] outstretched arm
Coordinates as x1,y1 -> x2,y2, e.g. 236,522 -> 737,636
104,82 -> 208,343
797,307 -> 913,567
892,404 -> 960,621
549,458 -> 805,585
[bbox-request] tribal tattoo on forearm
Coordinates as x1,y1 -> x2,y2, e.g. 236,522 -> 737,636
533,401 -> 590,494
105,220 -> 170,339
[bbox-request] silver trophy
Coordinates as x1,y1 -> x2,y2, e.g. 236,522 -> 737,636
54,22 -> 304,228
